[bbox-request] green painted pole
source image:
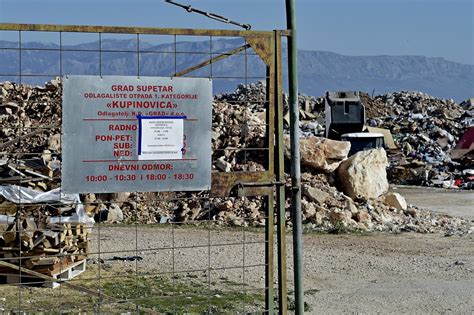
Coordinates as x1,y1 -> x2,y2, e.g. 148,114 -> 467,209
286,0 -> 303,313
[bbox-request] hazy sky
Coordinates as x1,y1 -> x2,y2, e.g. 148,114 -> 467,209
1,0 -> 473,64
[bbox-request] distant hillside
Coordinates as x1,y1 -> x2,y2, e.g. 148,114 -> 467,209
295,50 -> 473,101
0,38 -> 472,101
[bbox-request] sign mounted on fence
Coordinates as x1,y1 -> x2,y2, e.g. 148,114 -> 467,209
62,75 -> 212,193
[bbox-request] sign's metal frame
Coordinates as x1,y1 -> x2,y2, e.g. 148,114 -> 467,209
0,23 -> 289,313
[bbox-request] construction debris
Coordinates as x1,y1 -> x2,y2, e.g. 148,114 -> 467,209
0,80 -> 472,236
366,91 -> 472,188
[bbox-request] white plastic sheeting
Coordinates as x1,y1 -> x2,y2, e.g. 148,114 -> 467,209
0,185 -> 94,226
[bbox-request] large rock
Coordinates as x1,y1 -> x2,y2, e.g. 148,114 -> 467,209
383,192 -> 408,210
48,134 -> 61,152
337,148 -> 389,199
107,203 -> 124,223
110,192 -> 131,204
284,136 -> 351,172
302,185 -> 330,204
216,156 -> 232,172
356,210 -> 371,224
302,199 -> 317,219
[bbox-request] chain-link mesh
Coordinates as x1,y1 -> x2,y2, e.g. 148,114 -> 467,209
0,25 -> 286,313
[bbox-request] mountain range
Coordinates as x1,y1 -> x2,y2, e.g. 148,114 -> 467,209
0,38 -> 472,101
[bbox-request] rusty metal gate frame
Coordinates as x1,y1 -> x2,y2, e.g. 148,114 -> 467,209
0,23 -> 290,313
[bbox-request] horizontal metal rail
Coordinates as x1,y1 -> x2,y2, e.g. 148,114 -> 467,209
0,23 -> 289,37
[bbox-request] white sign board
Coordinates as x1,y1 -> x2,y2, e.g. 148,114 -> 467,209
62,75 -> 212,193
138,117 -> 184,160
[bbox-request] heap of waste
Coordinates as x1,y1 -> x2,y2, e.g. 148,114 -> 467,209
366,91 -> 472,189
218,82 -> 473,189
0,80 -> 472,236
1,79 -> 92,276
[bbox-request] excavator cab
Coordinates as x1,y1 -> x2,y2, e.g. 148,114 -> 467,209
325,91 -> 365,140
325,91 -> 384,155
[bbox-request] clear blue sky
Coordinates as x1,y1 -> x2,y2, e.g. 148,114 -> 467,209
1,0 -> 472,64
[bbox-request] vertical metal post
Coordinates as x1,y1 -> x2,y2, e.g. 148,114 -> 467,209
265,194 -> 275,314
286,0 -> 304,313
273,31 -> 288,314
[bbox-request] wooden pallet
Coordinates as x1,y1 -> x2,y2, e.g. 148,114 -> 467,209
0,258 -> 87,288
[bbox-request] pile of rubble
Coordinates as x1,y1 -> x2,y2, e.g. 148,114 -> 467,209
0,79 -> 472,236
222,83 -> 473,189
0,80 -> 91,277
211,101 -> 266,172
367,91 -> 472,188
295,140 -> 469,234
0,79 -> 62,153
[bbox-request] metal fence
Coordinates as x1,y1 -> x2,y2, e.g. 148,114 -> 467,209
0,23 -> 289,313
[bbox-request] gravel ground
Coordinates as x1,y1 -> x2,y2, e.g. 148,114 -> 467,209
299,232 -> 474,314
90,226 -> 267,284
84,187 -> 474,313
88,225 -> 474,314
392,185 -> 474,219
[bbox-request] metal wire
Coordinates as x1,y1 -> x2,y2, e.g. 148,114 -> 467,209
0,27 -> 278,313
165,0 -> 252,30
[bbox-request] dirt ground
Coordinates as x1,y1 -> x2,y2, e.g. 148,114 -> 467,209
1,226 -> 472,313
89,185 -> 473,314
298,186 -> 474,313
298,232 -> 474,314
1,186 -> 472,313
103,225 -> 474,313
79,225 -> 474,314
392,185 -> 474,219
